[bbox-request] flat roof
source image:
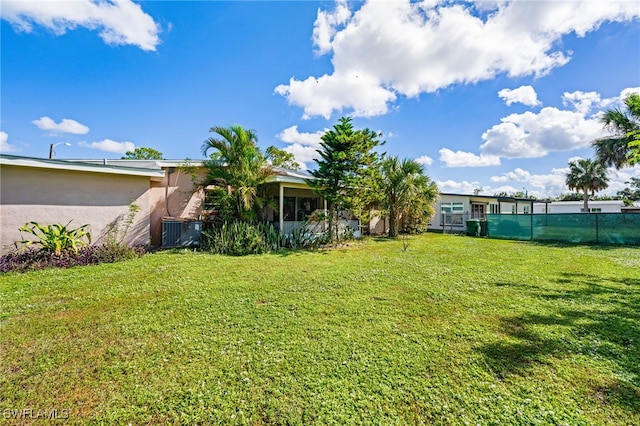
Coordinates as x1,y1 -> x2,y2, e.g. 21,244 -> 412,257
66,159 -> 206,169
440,192 -> 533,202
0,154 -> 165,179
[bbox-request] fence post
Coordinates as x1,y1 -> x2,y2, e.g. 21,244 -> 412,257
530,212 -> 533,241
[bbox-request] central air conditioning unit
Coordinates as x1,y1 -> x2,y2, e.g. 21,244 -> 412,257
162,219 -> 202,248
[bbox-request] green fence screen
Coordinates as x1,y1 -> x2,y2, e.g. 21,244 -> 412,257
486,213 -> 640,245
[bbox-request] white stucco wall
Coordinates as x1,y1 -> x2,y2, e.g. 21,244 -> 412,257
533,201 -> 623,214
0,165 -> 152,254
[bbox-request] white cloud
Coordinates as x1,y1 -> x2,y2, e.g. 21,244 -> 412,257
490,167 -> 531,183
436,179 -> 482,194
275,72 -> 396,119
277,0 -> 639,119
480,107 -> 603,159
79,139 -> 134,154
486,162 -> 640,197
281,144 -> 318,170
607,167 -> 640,195
498,85 -> 541,107
276,125 -> 328,169
439,148 -> 501,167
597,87 -> 640,114
561,91 -> 602,115
1,0 -> 160,51
277,125 -> 324,147
415,155 -> 433,166
32,116 -> 89,135
490,167 -> 568,193
620,87 -> 640,99
0,131 -> 19,153
312,0 -> 351,55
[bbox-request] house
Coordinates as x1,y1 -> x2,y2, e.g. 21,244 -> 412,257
428,193 -> 534,233
532,200 -> 624,214
0,154 -> 164,254
0,155 -> 358,253
65,158 -> 208,246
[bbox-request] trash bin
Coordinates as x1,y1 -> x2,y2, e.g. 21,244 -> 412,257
466,219 -> 481,236
479,220 -> 488,237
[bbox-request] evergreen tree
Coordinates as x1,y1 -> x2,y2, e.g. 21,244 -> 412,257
307,117 -> 384,243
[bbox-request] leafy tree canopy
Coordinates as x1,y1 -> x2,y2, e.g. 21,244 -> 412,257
121,147 -> 164,160
617,177 -> 640,205
379,156 -> 438,237
201,125 -> 273,222
592,93 -> 640,169
266,146 -> 301,170
565,158 -> 609,212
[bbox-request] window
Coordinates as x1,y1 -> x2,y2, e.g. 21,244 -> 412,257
489,203 -> 500,214
471,203 -> 485,219
441,202 -> 464,225
523,205 -> 530,214
283,196 -> 296,221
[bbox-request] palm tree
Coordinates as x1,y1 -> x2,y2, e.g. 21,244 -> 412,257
592,93 -> 640,169
201,125 -> 273,221
565,158 -> 609,213
380,156 -> 438,237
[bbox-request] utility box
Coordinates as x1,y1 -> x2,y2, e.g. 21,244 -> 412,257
162,220 -> 202,248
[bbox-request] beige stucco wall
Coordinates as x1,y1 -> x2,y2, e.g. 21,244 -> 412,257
149,167 -> 207,246
369,214 -> 387,235
0,165 -> 152,254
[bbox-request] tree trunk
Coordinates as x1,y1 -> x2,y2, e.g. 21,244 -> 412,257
583,189 -> 589,213
333,205 -> 340,245
388,208 -> 397,237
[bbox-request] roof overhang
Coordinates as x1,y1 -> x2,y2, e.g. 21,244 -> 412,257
0,154 -> 165,180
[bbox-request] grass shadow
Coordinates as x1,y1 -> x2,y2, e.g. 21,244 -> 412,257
479,271 -> 640,413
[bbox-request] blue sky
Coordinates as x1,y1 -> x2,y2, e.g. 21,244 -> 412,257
1,0 -> 639,197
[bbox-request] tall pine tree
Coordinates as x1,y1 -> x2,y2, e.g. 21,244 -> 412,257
307,117 -> 383,243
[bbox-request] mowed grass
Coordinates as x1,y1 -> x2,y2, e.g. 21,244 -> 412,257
1,234 -> 639,425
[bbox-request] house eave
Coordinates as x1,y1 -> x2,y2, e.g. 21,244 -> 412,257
0,154 -> 165,180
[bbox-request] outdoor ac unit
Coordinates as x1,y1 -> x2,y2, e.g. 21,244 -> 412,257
162,220 -> 202,248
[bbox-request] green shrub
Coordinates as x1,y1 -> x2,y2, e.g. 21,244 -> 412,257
201,221 -> 287,255
201,220 -> 348,256
17,221 -> 91,254
1,244 -> 147,273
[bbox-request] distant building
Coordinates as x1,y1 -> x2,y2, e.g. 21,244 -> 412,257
428,193 -> 534,233
533,200 -> 624,214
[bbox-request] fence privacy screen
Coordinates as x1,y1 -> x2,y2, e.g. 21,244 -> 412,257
486,213 -> 640,245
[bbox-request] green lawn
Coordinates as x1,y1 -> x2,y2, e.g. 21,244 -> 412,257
1,234 -> 639,424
